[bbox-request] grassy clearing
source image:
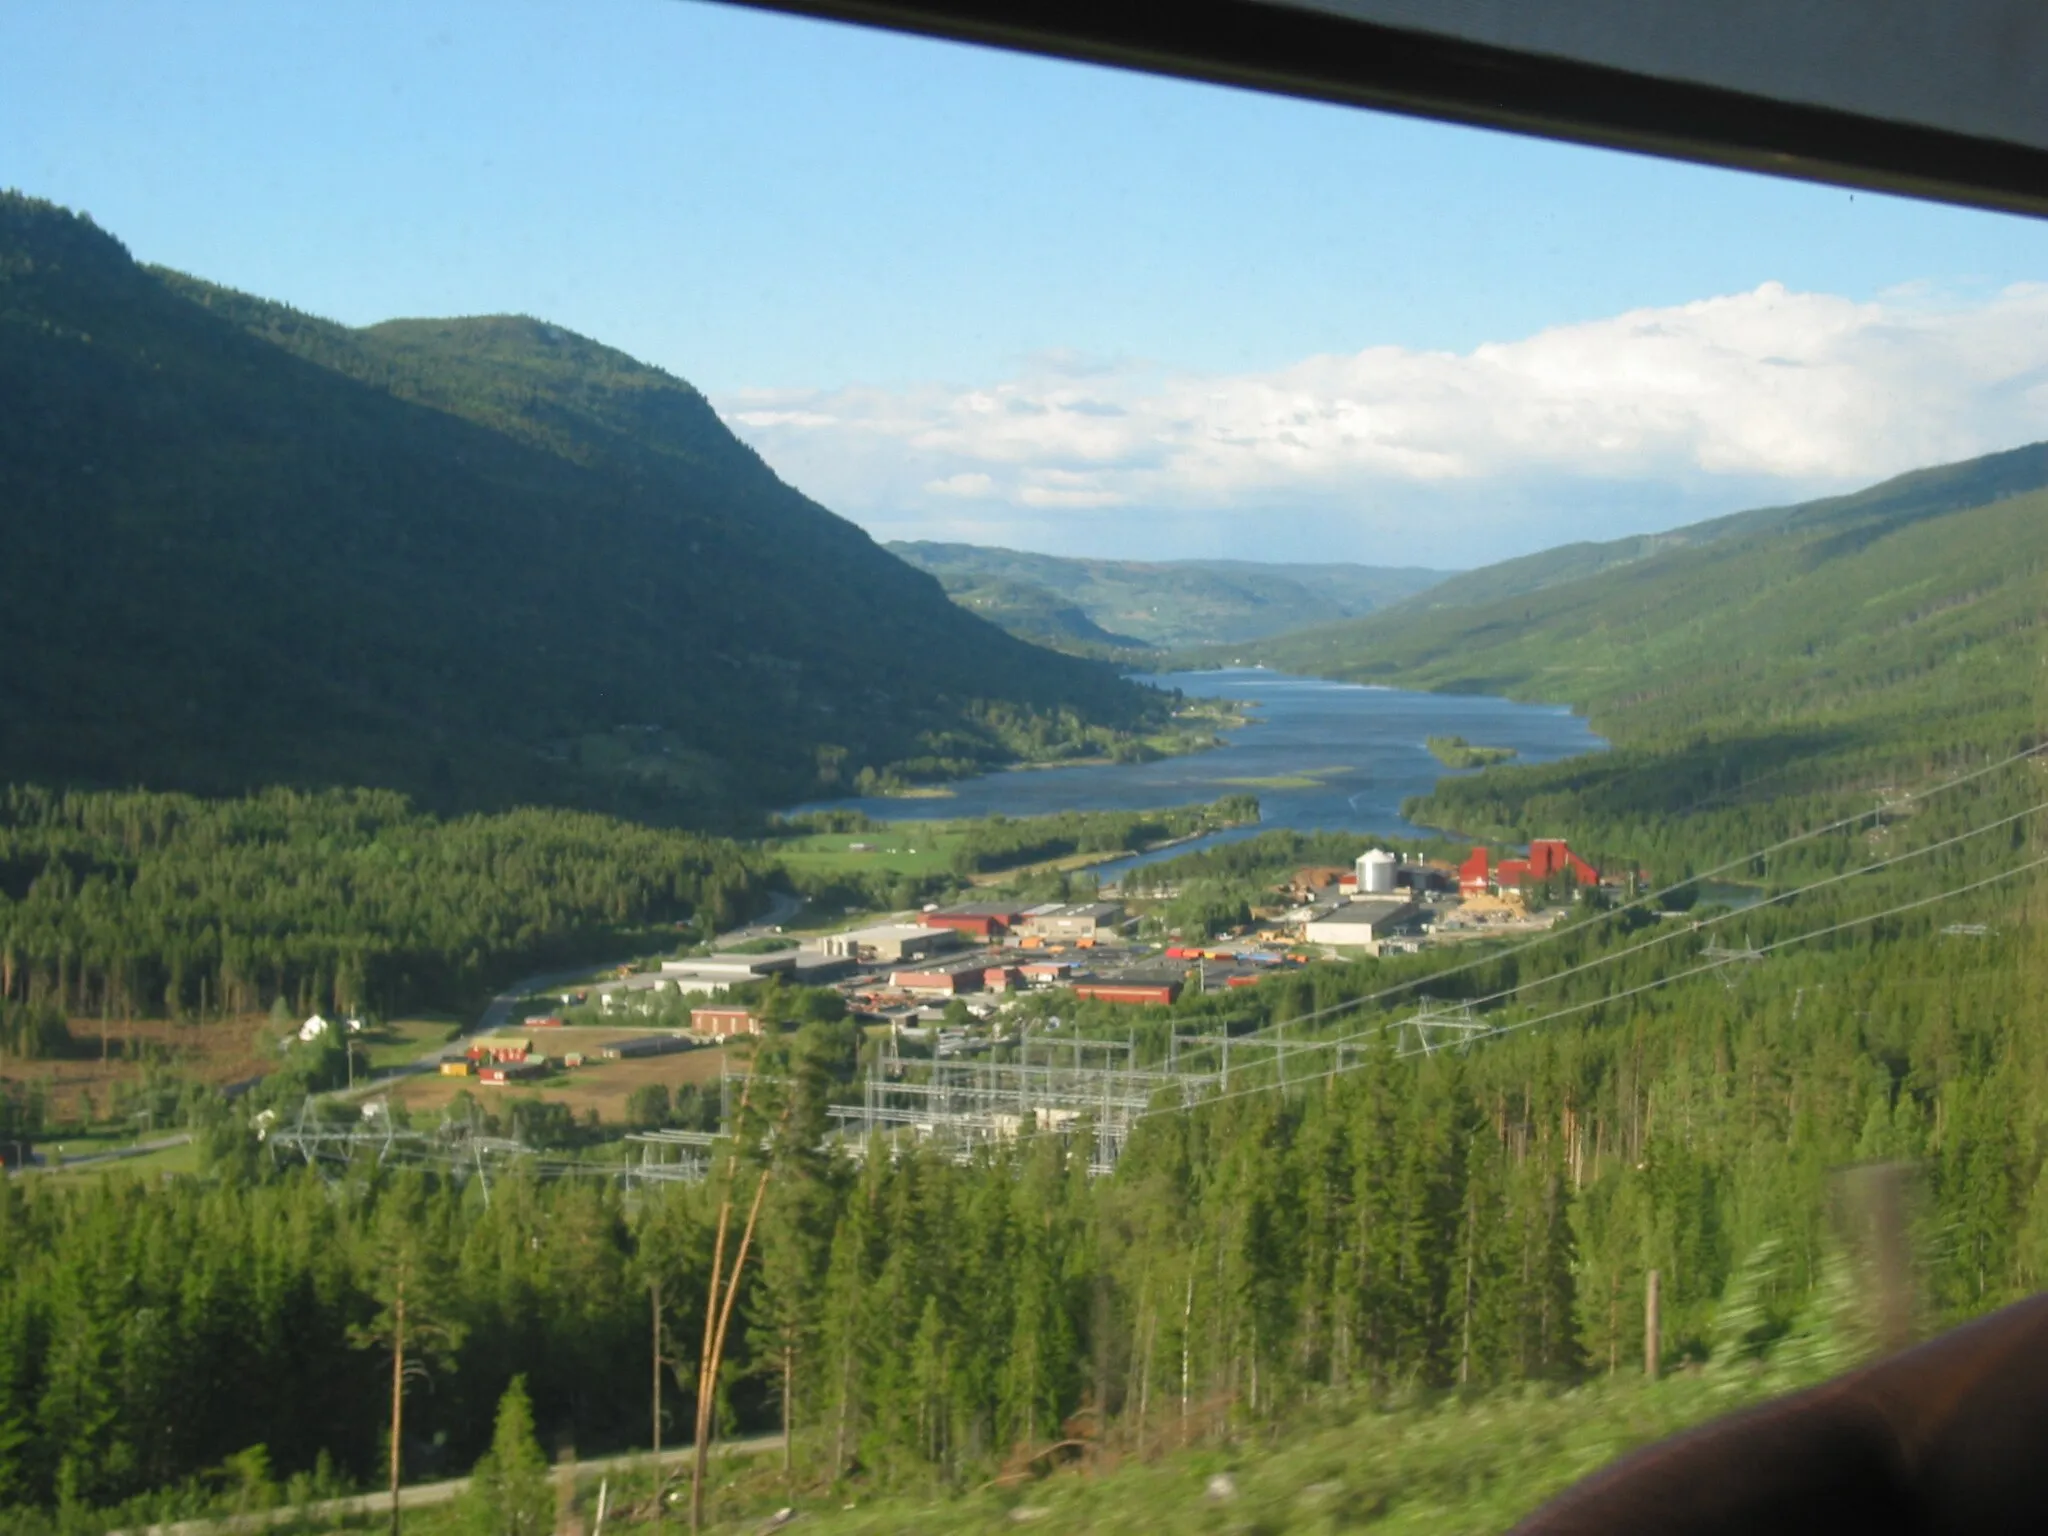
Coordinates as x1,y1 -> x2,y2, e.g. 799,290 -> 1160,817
283,1363 -> 1831,1536
1217,765 -> 1351,790
740,1374 -> 1762,1536
768,825 -> 969,879
13,1014 -> 277,1124
361,1016 -> 463,1071
40,1138 -> 202,1180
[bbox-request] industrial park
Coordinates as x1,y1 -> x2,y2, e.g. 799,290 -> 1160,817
371,835 -> 1622,1179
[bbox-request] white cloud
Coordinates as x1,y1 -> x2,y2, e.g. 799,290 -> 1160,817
925,471 -> 996,498
716,282 -> 2048,563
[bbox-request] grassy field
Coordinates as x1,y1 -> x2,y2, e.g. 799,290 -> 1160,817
40,1137 -> 202,1180
769,825 -> 971,879
279,1353 -> 1844,1536
361,1016 -> 463,1071
10,1013 -> 277,1125
1216,764 -> 1349,791
384,1039 -> 729,1123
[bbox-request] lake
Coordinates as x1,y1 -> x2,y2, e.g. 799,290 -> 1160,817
794,669 -> 1606,879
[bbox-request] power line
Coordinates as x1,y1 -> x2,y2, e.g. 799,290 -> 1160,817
1149,847 -> 2048,1125
1437,795 -> 2048,1019
1227,738 -> 2046,1039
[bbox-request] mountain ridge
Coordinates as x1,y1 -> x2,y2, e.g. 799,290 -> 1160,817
887,540 -> 1447,651
0,192 -> 1170,825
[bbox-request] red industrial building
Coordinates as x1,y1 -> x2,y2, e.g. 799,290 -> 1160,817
1461,840 -> 1600,894
690,1005 -> 760,1039
1459,847 -> 1492,895
919,904 -> 1027,939
1529,839 -> 1600,885
1072,980 -> 1181,1006
983,965 -> 1023,992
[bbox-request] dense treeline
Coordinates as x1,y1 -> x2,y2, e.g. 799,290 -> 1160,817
0,785 -> 766,1024
947,797 -> 1259,876
3,816 -> 2041,1522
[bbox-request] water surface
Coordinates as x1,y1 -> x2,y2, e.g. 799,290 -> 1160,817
798,669 -> 1605,877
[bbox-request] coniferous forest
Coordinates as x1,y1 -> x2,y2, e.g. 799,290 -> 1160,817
3,760 -> 2045,1528
5,188 -> 2048,1534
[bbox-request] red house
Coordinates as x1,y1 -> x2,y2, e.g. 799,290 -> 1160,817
480,1059 -> 545,1084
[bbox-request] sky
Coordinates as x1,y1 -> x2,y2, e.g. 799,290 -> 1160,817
5,0 -> 2048,566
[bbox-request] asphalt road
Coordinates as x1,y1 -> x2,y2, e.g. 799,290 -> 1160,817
11,1132 -> 194,1175
108,1435 -> 785,1536
710,889 -> 803,950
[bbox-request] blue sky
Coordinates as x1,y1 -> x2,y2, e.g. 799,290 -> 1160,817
6,0 -> 2048,563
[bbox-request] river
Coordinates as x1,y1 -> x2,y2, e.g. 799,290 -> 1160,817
795,669 -> 1605,879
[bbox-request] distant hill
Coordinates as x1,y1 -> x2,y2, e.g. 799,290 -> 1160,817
921,572 -> 1151,658
1245,441 -> 2048,860
887,542 -> 1448,651
0,194 -> 1170,824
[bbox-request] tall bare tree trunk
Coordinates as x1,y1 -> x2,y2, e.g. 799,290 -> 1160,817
781,1346 -> 794,1477
390,1276 -> 407,1536
1644,1269 -> 1662,1380
692,1168 -> 772,1533
651,1280 -> 663,1536
1179,1268 -> 1195,1446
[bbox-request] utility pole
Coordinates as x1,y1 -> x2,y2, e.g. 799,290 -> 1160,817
1644,1269 -> 1661,1381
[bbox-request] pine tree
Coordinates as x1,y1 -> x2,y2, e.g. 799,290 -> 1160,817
462,1376 -> 551,1536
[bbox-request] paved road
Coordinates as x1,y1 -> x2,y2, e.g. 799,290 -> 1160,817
9,1132 -> 194,1177
109,1435 -> 784,1536
710,889 -> 803,950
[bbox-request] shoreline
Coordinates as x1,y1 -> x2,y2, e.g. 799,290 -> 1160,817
783,669 -> 1604,828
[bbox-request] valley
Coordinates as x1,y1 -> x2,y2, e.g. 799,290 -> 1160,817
4,198 -> 2048,1536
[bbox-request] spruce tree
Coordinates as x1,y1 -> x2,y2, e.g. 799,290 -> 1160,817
462,1376 -> 551,1536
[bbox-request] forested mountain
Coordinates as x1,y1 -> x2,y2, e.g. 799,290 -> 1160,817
918,570 -> 1150,658
0,193 -> 1168,825
1247,442 -> 2048,871
887,542 -> 1447,650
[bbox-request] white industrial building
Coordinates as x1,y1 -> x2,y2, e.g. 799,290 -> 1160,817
1303,898 -> 1419,951
1019,901 -> 1125,940
817,922 -> 960,965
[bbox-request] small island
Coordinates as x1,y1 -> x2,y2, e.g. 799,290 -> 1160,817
1427,733 -> 1519,769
